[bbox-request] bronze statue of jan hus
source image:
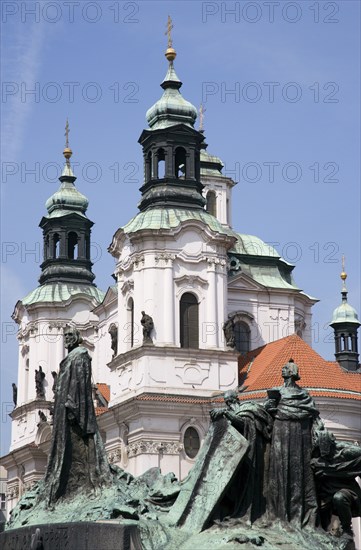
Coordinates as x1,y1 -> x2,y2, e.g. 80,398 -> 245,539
42,327 -> 111,506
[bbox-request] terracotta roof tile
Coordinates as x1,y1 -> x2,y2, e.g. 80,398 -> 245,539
95,406 -> 108,416
136,394 -> 220,405
239,334 -> 361,396
96,383 -> 110,403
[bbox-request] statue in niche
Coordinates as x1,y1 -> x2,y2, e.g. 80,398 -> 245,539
223,318 -> 235,348
35,366 -> 46,399
12,383 -> 17,407
141,311 -> 154,344
43,327 -> 111,505
108,323 -> 118,357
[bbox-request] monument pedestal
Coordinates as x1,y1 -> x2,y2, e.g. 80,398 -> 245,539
0,521 -> 142,550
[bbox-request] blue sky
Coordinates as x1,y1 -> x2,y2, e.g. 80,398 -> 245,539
1,1 -> 360,454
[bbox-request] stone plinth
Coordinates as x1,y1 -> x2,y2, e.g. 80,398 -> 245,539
0,521 -> 141,550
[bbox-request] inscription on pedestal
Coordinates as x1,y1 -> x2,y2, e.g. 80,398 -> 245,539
0,522 -> 141,550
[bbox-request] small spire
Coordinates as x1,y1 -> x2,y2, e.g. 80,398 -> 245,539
164,15 -> 176,63
340,255 -> 348,302
341,254 -> 347,283
63,118 -> 73,167
199,103 -> 206,133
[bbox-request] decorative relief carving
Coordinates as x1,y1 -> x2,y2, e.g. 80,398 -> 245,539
18,322 -> 39,339
7,484 -> 19,499
120,279 -> 134,296
107,446 -> 122,464
48,322 -> 67,331
133,254 -> 145,268
154,253 -> 176,265
206,257 -> 227,269
174,275 -> 208,290
127,440 -> 183,458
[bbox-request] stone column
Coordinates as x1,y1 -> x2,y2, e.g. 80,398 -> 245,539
206,258 -> 218,348
163,255 -> 175,345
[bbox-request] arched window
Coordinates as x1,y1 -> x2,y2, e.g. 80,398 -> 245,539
180,293 -> 199,349
157,148 -> 165,178
68,232 -> 78,259
234,321 -> 250,354
175,147 -> 186,178
206,191 -> 217,217
24,358 -> 29,401
53,233 -> 60,258
127,298 -> 134,348
183,427 -> 200,459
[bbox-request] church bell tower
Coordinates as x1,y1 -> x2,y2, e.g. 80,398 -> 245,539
330,260 -> 360,371
39,121 -> 95,286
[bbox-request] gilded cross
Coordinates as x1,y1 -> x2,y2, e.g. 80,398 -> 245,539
165,15 -> 174,48
64,118 -> 70,148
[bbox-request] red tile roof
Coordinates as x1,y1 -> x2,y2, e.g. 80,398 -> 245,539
238,334 -> 361,400
95,406 -> 108,416
96,383 -> 110,403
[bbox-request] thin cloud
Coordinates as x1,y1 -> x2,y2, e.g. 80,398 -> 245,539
1,19 -> 47,161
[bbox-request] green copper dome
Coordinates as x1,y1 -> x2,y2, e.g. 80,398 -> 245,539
146,63 -> 197,130
331,297 -> 360,325
45,164 -> 89,218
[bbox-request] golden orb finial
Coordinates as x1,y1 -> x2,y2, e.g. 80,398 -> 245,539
340,254 -> 347,282
164,16 -> 176,62
63,118 -> 73,166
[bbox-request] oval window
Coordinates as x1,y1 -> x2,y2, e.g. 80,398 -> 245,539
184,427 -> 200,459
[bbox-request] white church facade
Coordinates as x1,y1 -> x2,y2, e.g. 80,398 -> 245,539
2,40 -> 360,536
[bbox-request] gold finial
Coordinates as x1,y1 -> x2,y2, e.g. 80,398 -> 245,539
199,103 -> 206,132
340,254 -> 347,282
63,118 -> 72,166
164,15 -> 176,62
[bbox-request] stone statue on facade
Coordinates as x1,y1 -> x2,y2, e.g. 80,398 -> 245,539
38,411 -> 47,425
108,323 -> 118,357
141,311 -> 154,344
35,366 -> 46,399
12,383 -> 17,407
223,318 -> 235,348
51,371 -> 57,396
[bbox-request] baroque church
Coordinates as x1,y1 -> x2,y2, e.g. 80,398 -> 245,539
1,31 -> 360,539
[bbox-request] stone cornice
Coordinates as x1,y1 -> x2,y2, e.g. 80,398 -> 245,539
108,345 -> 239,370
11,399 -> 52,420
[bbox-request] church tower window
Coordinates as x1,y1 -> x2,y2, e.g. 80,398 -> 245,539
157,148 -> 166,178
175,147 -> 186,178
67,232 -> 78,259
53,233 -> 60,258
180,293 -> 199,349
234,321 -> 250,354
206,191 -> 217,217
